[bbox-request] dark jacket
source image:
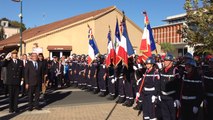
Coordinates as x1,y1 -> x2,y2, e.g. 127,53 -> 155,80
24,60 -> 42,86
2,59 -> 23,85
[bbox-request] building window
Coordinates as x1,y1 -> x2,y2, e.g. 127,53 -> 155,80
178,48 -> 187,57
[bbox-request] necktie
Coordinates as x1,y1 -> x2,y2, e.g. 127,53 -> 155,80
14,60 -> 17,64
34,62 -> 38,70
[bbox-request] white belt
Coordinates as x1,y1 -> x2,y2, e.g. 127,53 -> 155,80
144,87 -> 155,91
161,91 -> 176,95
183,79 -> 202,83
160,74 -> 174,78
119,76 -> 123,79
109,75 -> 114,78
182,96 -> 196,100
206,93 -> 213,97
144,74 -> 159,77
204,76 -> 213,80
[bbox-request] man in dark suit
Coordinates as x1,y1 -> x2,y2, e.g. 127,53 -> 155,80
25,53 -> 42,111
2,50 -> 23,113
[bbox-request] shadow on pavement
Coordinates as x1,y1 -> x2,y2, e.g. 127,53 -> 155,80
40,90 -> 72,108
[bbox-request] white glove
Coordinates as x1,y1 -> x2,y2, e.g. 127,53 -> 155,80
174,100 -> 181,108
136,92 -> 140,98
5,52 -> 11,59
138,64 -> 142,69
151,95 -> 157,103
114,77 -> 117,82
136,78 -> 141,85
20,81 -> 24,86
123,80 -> 125,84
193,106 -> 198,114
158,96 -> 161,101
133,66 -> 138,71
111,79 -> 115,84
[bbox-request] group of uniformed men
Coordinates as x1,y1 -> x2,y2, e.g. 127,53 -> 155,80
0,50 -> 213,120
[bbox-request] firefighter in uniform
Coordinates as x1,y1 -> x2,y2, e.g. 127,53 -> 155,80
142,57 -> 160,120
116,61 -> 126,103
133,56 -> 145,110
203,58 -> 213,120
180,59 -> 203,120
122,57 -> 134,107
159,53 -> 181,120
107,59 -> 116,100
88,59 -> 99,94
98,55 -> 108,97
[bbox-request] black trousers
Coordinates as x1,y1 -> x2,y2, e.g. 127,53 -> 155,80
160,97 -> 176,120
28,85 -> 40,109
181,100 -> 199,120
142,94 -> 156,120
8,85 -> 19,111
205,97 -> 213,120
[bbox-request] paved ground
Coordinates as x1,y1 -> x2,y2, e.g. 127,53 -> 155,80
0,87 -> 142,120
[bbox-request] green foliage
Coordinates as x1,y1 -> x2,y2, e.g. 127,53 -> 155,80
10,20 -> 26,31
0,27 -> 5,40
160,42 -> 175,53
182,0 -> 213,54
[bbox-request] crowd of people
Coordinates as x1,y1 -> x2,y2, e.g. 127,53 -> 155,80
0,50 -> 213,120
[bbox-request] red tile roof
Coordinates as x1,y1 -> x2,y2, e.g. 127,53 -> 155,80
0,6 -> 116,47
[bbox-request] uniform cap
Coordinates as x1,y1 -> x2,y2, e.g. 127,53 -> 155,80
145,57 -> 155,64
11,50 -> 18,54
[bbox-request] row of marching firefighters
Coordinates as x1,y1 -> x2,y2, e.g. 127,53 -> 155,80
68,52 -> 213,120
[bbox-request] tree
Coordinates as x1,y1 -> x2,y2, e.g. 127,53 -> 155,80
181,0 -> 213,54
10,20 -> 26,31
0,27 -> 5,40
160,42 -> 175,53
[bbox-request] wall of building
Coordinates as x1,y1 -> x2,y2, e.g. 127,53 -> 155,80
3,27 -> 19,39
24,21 -> 95,57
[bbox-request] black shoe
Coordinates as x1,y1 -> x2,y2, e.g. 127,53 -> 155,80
126,101 -> 134,107
28,108 -> 33,111
99,92 -> 106,97
107,95 -> 115,100
93,89 -> 99,94
116,98 -> 125,104
9,110 -> 14,113
133,105 -> 139,110
35,107 -> 42,110
14,110 -> 20,113
122,101 -> 128,106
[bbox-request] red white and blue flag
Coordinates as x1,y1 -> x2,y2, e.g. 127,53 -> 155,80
88,27 -> 99,65
106,27 -> 116,67
114,18 -> 122,66
140,11 -> 156,62
118,12 -> 135,66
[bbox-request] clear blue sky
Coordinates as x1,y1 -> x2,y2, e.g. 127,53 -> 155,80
0,0 -> 186,29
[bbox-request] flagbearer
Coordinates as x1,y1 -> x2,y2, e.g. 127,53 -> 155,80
107,59 -> 116,100
116,61 -> 126,103
142,57 -> 160,120
122,57 -> 135,107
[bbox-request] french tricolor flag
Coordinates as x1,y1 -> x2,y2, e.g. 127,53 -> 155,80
106,27 -> 116,67
140,11 -> 156,62
88,27 -> 99,65
118,11 -> 135,66
114,18 -> 122,66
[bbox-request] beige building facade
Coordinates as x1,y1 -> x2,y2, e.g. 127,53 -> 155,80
0,6 -> 160,59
